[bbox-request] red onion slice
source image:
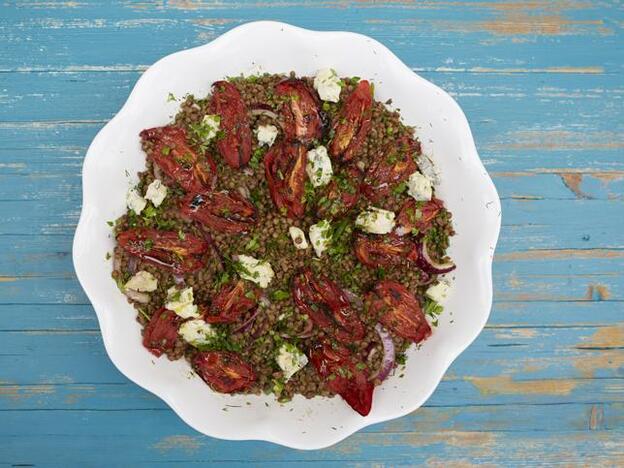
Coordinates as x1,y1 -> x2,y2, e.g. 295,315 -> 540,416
417,241 -> 456,274
371,323 -> 395,382
250,107 -> 279,121
233,307 -> 262,333
127,256 -> 139,274
342,288 -> 363,309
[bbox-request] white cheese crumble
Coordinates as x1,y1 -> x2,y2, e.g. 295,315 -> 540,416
124,271 -> 158,292
407,172 -> 433,201
201,114 -> 221,141
309,220 -> 332,257
426,281 -> 451,303
256,124 -> 279,147
276,343 -> 308,381
313,68 -> 342,103
126,188 -> 146,215
417,154 -> 440,185
306,145 -> 333,187
289,226 -> 309,250
144,179 -> 168,207
165,286 -> 200,319
179,319 -> 216,347
236,255 -> 274,288
355,207 -> 396,234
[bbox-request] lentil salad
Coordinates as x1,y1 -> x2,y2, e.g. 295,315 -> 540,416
111,70 -> 455,416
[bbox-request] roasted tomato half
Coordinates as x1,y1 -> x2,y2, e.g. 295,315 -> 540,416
204,280 -> 259,324
140,125 -> 217,193
180,190 -> 257,234
276,79 -> 322,143
309,340 -> 374,416
367,280 -> 431,344
329,80 -> 373,162
292,269 -> 365,342
117,228 -> 208,274
362,137 -> 417,202
354,233 -> 418,268
192,350 -> 256,393
395,198 -> 443,235
264,141 -> 307,218
316,165 -> 362,219
210,81 -> 252,168
142,308 -> 181,357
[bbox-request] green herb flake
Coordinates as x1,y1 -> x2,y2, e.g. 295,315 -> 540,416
424,298 -> 444,320
271,290 -> 290,301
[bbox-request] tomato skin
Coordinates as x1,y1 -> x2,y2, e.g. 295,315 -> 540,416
140,125 -> 217,193
210,81 -> 252,168
264,141 -> 307,218
142,308 -> 181,357
316,165 -> 362,219
204,281 -> 259,324
362,137 -> 418,202
367,280 -> 431,344
395,198 -> 444,235
292,269 -> 365,342
117,228 -> 208,274
309,340 -> 374,416
353,233 -> 418,268
329,80 -> 373,162
180,190 -> 257,234
276,79 -> 322,143
192,351 -> 256,393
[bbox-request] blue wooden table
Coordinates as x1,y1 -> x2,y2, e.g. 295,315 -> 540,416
2,1 -> 623,465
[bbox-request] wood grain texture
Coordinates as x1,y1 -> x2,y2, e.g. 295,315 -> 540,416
1,0 -> 622,465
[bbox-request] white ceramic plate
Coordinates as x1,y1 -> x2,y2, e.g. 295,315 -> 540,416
73,21 -> 501,450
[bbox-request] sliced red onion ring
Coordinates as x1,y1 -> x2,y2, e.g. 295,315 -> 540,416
296,318 -> 314,338
371,323 -> 395,382
124,288 -> 150,304
173,274 -> 185,285
250,107 -> 279,121
127,256 -> 139,274
233,307 -> 262,333
342,288 -> 363,309
143,254 -> 174,269
417,241 -> 456,274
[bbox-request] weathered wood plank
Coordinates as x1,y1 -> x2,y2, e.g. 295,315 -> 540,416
1,1 -> 622,73
1,409 -> 623,465
1,0 -> 622,463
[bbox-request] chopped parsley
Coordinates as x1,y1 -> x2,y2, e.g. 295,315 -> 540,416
271,289 -> 290,301
249,147 -> 266,169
